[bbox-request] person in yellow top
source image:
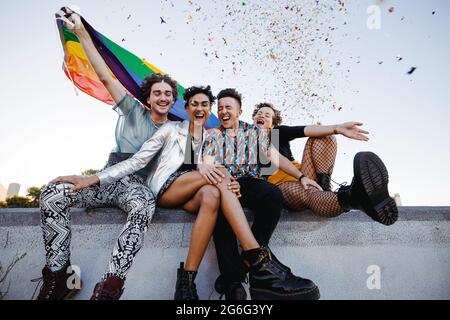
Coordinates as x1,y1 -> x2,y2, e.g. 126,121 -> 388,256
253,102 -> 398,225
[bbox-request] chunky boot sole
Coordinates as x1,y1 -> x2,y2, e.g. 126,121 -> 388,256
249,286 -> 320,300
354,152 -> 398,225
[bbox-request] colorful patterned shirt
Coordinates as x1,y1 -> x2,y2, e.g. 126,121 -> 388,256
203,121 -> 270,178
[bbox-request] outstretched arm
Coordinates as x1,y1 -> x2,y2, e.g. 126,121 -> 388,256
304,122 -> 369,141
51,123 -> 171,191
64,8 -> 126,104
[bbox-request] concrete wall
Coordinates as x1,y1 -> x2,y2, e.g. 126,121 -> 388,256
1,207 -> 449,300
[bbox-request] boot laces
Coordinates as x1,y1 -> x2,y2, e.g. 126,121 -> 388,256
179,273 -> 197,299
331,178 -> 348,192
30,277 -> 44,300
32,269 -> 57,300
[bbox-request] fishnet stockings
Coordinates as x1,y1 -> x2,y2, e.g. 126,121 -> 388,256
300,136 -> 337,179
280,136 -> 344,217
279,182 -> 343,216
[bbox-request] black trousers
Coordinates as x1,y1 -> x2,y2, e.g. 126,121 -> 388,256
213,177 -> 284,283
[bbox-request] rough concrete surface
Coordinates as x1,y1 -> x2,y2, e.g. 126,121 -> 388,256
0,206 -> 449,300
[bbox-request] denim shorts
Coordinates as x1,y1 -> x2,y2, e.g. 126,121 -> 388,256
157,170 -> 194,200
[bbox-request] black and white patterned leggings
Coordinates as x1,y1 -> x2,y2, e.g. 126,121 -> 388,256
39,174 -> 155,280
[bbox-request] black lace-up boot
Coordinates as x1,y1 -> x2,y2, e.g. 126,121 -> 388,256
174,262 -> 199,300
241,247 -> 320,300
337,152 -> 398,225
36,261 -> 80,300
317,173 -> 332,191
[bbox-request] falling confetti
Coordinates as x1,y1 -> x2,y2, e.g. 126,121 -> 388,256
407,67 -> 417,75
388,7 -> 395,13
127,14 -> 131,20
160,0 -> 355,122
160,16 -> 166,24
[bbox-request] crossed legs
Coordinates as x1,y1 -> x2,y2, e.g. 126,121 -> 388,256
279,136 -> 344,217
158,170 -> 259,271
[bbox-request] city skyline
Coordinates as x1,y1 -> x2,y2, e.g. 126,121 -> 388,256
0,180 -> 21,201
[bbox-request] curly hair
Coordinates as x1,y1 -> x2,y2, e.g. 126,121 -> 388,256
252,102 -> 283,127
217,88 -> 242,107
140,73 -> 178,104
183,85 -> 216,108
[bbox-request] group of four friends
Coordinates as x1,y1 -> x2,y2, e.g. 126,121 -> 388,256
36,8 -> 398,300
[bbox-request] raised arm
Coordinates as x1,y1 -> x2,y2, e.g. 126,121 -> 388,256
304,122 -> 369,141
65,9 -> 126,104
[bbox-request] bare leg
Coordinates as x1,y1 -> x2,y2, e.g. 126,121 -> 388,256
160,170 -> 259,251
181,185 -> 220,272
159,171 -> 213,207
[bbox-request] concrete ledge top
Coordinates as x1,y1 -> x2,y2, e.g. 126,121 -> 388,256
1,206 -> 449,227
2,206 -> 450,301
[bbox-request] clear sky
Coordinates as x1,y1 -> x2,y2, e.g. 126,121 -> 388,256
0,0 -> 449,205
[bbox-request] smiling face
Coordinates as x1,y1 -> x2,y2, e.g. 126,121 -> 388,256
186,93 -> 211,127
217,97 -> 242,129
146,82 -> 175,116
253,106 -> 275,129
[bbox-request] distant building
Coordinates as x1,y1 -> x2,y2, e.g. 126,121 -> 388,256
0,180 -> 6,201
6,183 -> 21,198
394,193 -> 402,207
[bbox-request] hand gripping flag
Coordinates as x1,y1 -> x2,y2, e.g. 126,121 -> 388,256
55,7 -> 220,128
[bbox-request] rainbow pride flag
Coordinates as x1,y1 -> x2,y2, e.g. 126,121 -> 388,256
55,9 -> 220,128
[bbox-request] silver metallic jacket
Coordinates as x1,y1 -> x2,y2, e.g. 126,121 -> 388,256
97,120 -> 206,196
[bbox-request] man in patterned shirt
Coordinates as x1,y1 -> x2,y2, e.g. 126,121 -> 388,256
203,88 -> 322,300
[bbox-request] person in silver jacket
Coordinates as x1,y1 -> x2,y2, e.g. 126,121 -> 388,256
57,86 -> 323,301
37,8 -> 179,300
52,86 -> 243,300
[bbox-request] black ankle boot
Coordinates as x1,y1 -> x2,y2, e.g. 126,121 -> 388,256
241,247 -> 320,300
36,261 -> 81,300
174,262 -> 199,300
337,152 -> 398,225
317,173 -> 331,191
214,275 -> 247,300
